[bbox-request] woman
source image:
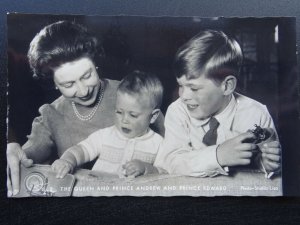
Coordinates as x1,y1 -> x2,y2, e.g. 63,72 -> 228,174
6,21 -> 164,196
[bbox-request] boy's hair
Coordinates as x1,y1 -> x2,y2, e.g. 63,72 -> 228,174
28,20 -> 101,79
173,30 -> 243,84
118,70 -> 164,109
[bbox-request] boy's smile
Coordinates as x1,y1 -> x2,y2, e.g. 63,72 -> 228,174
186,103 -> 199,110
177,75 -> 229,120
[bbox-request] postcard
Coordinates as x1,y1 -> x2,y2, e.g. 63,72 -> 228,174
7,13 -> 296,197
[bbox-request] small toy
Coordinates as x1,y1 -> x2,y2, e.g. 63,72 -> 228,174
250,124 -> 272,144
243,124 -> 275,146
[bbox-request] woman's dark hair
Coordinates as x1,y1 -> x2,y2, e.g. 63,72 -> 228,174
173,30 -> 243,84
28,20 -> 101,79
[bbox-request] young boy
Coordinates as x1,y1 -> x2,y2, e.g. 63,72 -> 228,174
155,30 -> 281,178
51,71 -> 164,178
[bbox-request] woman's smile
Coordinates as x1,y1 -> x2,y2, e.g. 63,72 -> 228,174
77,90 -> 92,101
53,57 -> 101,107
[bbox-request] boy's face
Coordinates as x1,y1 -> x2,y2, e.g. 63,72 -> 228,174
177,75 -> 227,120
115,92 -> 155,138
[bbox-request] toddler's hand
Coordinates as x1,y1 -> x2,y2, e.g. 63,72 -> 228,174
217,132 -> 258,167
260,141 -> 281,173
51,159 -> 74,178
122,159 -> 146,177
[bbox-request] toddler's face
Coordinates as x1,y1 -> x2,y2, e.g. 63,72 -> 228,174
115,92 -> 155,138
177,75 -> 228,120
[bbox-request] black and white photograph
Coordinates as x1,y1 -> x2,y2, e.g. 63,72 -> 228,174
6,13 -> 296,197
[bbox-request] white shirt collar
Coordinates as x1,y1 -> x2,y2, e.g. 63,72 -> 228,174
214,94 -> 237,130
189,94 -> 237,129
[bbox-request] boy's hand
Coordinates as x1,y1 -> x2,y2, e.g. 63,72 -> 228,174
217,132 -> 258,167
122,159 -> 146,177
260,141 -> 281,172
51,159 -> 74,178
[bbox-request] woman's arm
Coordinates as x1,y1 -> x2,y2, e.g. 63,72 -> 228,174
7,104 -> 54,196
22,104 -> 55,163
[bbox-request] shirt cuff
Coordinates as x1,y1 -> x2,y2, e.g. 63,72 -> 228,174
214,145 -> 229,176
200,145 -> 229,177
259,158 -> 274,179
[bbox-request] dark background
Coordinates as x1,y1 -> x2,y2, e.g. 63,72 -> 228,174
1,1 -> 300,225
7,15 -> 290,145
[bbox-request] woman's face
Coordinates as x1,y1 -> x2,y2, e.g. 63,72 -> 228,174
53,57 -> 101,106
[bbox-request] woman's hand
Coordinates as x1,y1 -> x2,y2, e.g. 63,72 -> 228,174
6,143 -> 33,197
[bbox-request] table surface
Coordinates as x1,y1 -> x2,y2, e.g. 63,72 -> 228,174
72,168 -> 282,197
15,165 -> 282,197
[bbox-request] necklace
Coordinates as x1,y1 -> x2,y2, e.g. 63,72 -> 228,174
71,82 -> 104,121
